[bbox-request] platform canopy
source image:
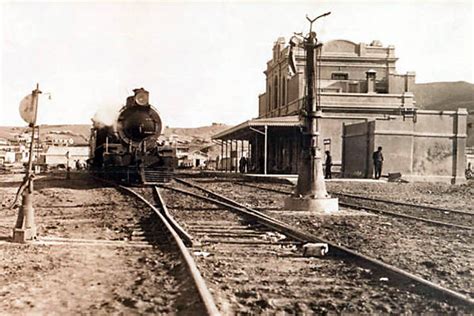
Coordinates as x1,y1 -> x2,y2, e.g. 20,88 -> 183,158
212,115 -> 301,141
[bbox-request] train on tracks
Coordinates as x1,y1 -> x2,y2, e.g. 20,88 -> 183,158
89,88 -> 176,184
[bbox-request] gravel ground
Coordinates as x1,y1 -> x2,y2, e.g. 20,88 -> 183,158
188,177 -> 474,300
0,173 -> 201,314
158,182 -> 469,314
228,178 -> 473,213
326,181 -> 474,213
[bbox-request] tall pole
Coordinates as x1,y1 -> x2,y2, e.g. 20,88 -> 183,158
294,29 -> 328,197
13,84 -> 41,242
284,13 -> 339,213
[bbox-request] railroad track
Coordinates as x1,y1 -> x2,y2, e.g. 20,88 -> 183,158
232,181 -> 473,230
114,185 -> 220,316
188,178 -> 473,297
146,178 -> 473,313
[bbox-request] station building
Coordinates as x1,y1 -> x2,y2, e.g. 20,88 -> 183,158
213,38 -> 467,183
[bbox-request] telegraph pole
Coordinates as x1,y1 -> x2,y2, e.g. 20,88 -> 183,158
284,13 -> 339,213
13,84 -> 41,242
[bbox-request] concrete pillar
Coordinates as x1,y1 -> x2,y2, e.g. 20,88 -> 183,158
231,140 -> 234,172
264,125 -> 268,175
367,121 -> 376,178
225,141 -> 228,172
229,139 -> 234,172
234,140 -> 237,173
341,123 -> 346,177
452,108 -> 468,184
220,140 -> 224,170
248,141 -> 251,172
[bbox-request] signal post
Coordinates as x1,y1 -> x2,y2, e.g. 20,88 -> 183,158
12,84 -> 42,242
284,13 -> 339,213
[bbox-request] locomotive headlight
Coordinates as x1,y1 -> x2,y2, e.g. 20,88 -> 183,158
135,91 -> 149,106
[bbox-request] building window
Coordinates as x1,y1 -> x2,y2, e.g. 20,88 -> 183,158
268,87 -> 272,112
331,73 -> 348,80
273,77 -> 278,109
282,78 -> 286,106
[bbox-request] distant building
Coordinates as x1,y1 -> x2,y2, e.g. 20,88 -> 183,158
44,135 -> 74,146
39,145 -> 89,169
214,38 -> 467,183
0,151 -> 15,164
188,150 -> 208,168
0,138 -> 16,164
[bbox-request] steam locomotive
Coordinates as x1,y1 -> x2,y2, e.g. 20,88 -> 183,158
89,88 -> 176,183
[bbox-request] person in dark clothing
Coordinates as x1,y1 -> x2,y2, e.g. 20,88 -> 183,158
239,156 -> 247,173
373,146 -> 384,179
324,150 -> 332,179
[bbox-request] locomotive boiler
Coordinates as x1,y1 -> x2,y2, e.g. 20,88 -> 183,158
89,88 -> 176,183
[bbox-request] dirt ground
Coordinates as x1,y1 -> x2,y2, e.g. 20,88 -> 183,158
0,173 -> 187,315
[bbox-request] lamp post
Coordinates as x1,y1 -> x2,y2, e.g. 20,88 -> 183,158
284,13 -> 339,213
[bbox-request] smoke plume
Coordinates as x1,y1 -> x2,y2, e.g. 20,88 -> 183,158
92,103 -> 122,129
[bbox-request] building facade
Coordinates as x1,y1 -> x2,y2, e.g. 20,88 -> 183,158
213,38 -> 467,183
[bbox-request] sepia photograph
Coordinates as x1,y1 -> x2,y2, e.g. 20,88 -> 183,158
0,0 -> 472,314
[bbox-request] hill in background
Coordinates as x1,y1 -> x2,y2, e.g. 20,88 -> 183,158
413,81 -> 473,146
0,125 -> 90,145
413,81 -> 473,112
0,123 -> 231,156
1,81 -> 472,152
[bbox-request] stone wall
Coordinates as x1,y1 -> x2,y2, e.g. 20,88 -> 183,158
342,109 -> 468,183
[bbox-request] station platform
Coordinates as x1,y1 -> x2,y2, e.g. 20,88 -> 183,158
199,171 -> 387,185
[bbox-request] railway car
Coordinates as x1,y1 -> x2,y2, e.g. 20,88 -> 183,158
89,88 -> 176,183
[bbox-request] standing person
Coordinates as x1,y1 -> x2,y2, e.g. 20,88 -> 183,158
373,146 -> 384,179
239,156 -> 247,173
324,150 -> 332,179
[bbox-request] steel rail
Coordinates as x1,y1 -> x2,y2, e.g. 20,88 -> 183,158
234,181 -> 291,195
159,185 -> 293,233
234,181 -> 473,231
339,200 -> 473,231
331,191 -> 473,216
235,181 -> 472,217
118,185 -> 220,316
152,186 -> 194,246
174,179 -> 283,224
171,178 -> 474,309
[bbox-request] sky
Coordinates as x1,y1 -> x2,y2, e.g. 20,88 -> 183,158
0,1 -> 472,128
